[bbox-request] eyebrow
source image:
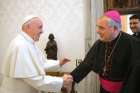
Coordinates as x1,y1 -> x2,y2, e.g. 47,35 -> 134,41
96,25 -> 105,29
129,22 -> 138,24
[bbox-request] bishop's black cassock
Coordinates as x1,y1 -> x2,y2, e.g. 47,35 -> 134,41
71,32 -> 140,93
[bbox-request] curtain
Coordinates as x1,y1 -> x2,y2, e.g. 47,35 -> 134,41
76,0 -> 104,93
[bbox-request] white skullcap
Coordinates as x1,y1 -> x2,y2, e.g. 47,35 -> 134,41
22,15 -> 39,26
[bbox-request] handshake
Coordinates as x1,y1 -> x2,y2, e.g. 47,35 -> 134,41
62,74 -> 73,93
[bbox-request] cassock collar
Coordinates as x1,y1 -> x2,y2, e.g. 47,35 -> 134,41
133,32 -> 140,37
106,32 -> 121,46
20,31 -> 35,44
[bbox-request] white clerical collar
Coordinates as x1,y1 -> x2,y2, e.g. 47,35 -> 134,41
20,31 -> 35,44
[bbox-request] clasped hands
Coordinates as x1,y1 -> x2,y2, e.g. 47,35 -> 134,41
62,74 -> 73,93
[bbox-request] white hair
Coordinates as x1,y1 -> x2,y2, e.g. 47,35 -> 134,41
107,18 -> 121,31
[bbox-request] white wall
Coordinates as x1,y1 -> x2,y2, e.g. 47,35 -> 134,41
0,0 -> 86,73
126,14 -> 133,35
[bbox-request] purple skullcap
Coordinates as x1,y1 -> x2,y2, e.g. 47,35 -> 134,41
104,10 -> 121,23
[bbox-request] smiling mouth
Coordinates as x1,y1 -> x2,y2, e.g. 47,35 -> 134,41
131,28 -> 137,31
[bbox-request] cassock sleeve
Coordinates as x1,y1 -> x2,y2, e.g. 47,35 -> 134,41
70,41 -> 99,83
23,75 -> 63,92
36,47 -> 61,71
70,62 -> 92,83
43,59 -> 61,71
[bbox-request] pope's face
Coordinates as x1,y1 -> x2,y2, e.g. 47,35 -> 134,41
29,18 -> 43,41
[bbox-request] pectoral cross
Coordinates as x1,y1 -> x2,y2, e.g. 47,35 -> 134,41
102,66 -> 107,76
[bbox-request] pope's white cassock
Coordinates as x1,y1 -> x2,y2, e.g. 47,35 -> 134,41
0,31 -> 63,93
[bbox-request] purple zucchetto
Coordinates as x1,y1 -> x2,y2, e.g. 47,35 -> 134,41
104,10 -> 121,23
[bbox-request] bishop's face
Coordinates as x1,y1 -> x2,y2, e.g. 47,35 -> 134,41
96,17 -> 114,42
